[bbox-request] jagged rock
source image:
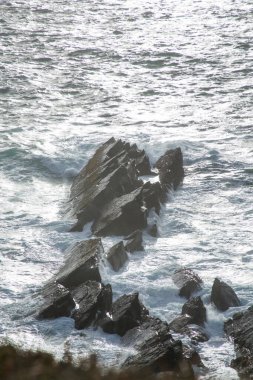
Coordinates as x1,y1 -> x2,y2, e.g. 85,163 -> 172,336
71,281 -> 112,329
147,223 -> 158,237
141,181 -> 162,214
100,292 -> 149,336
224,306 -> 253,377
124,230 -> 144,253
122,317 -> 195,377
211,278 -> 240,312
37,282 -> 75,319
169,315 -> 209,344
54,239 -> 102,289
182,297 -> 206,326
107,241 -> 128,271
155,147 -> 184,190
92,186 -> 148,236
68,138 -> 151,232
172,268 -> 203,299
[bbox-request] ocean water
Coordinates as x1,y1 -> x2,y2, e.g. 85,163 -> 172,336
0,0 -> 253,378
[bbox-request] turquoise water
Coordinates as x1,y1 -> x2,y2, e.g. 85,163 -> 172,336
1,0 -> 253,378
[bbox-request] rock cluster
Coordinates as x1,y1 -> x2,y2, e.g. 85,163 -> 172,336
36,138 -> 245,379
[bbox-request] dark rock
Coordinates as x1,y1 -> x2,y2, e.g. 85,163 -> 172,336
100,292 -> 149,336
169,315 -> 209,344
122,317 -> 195,377
37,282 -> 75,319
68,138 -> 151,232
124,230 -> 144,253
211,278 -> 240,312
54,239 -> 102,289
91,186 -> 148,236
224,305 -> 253,377
147,223 -> 158,237
71,281 -> 112,330
106,241 -> 128,271
141,181 -> 162,214
172,268 -> 203,299
182,297 -> 206,326
155,147 -> 184,190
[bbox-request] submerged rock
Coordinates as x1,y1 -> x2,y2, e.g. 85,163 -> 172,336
147,223 -> 158,237
124,230 -> 144,253
224,306 -> 253,377
211,278 -> 240,312
54,239 -> 103,289
100,292 -> 149,336
37,282 -> 75,320
106,241 -> 128,271
172,268 -> 203,299
71,281 -> 112,330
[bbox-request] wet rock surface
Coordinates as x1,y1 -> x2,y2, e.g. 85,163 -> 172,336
224,306 -> 253,377
182,296 -> 206,326
124,230 -> 144,253
100,292 -> 149,336
71,281 -> 112,330
54,239 -> 103,289
106,241 -> 128,271
37,282 -> 75,320
172,268 -> 203,299
68,138 -> 183,235
211,278 -> 240,311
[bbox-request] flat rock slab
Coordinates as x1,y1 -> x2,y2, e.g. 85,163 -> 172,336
54,239 -> 102,289
107,241 -> 128,271
71,281 -> 112,329
172,268 -> 203,299
37,282 -> 75,319
211,278 -> 240,312
100,292 -> 149,336
224,306 -> 253,377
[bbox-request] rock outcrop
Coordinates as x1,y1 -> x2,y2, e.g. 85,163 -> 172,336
122,317 -> 194,378
68,138 -> 183,234
211,278 -> 240,312
172,268 -> 203,299
182,296 -> 206,326
224,306 -> 253,377
100,292 -> 149,336
106,241 -> 128,271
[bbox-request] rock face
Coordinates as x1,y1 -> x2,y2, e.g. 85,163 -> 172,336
224,306 -> 253,377
169,297 -> 209,344
182,296 -> 206,326
100,292 -> 149,336
54,239 -> 102,289
68,138 -> 183,235
106,241 -> 128,271
172,268 -> 203,299
122,317 -> 194,378
71,281 -> 112,329
211,278 -> 240,311
37,282 -> 75,319
124,230 -> 144,253
155,147 -> 184,191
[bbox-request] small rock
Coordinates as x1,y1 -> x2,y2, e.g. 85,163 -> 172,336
147,223 -> 158,237
100,292 -> 149,336
71,281 -> 112,330
172,268 -> 203,299
211,278 -> 240,311
106,241 -> 128,271
37,282 -> 75,319
124,230 -> 144,253
182,297 -> 206,326
155,147 -> 184,190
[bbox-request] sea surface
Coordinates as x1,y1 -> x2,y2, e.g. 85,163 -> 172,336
0,0 -> 253,378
